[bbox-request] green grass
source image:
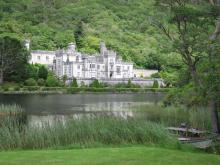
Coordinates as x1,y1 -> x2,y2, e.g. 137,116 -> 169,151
0,147 -> 219,165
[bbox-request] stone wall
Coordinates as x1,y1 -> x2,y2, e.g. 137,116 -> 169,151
67,78 -> 165,87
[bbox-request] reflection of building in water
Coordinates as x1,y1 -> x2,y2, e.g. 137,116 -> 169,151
28,111 -> 135,126
83,102 -> 151,112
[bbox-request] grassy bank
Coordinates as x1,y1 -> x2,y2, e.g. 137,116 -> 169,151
0,86 -> 170,94
0,147 -> 219,165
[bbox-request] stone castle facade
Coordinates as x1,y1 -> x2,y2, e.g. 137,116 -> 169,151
28,41 -> 133,79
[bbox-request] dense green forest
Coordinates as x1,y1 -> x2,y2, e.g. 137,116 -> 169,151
0,0 -> 182,70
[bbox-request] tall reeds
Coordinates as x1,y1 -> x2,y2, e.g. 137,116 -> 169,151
0,107 -> 179,150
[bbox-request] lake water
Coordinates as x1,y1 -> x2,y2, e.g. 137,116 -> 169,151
0,93 -> 164,125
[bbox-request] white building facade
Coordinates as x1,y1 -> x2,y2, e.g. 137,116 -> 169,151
29,42 -> 134,79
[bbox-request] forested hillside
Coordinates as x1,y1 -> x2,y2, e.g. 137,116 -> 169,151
0,0 -> 182,69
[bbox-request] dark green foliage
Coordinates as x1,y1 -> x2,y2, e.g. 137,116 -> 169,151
151,72 -> 161,78
152,80 -> 159,88
25,64 -> 39,80
24,78 -> 37,86
90,79 -> 101,88
127,79 -> 132,88
37,78 -> 45,86
38,65 -> 48,80
0,36 -> 30,83
46,73 -> 60,87
71,78 -> 78,87
0,0 -> 179,69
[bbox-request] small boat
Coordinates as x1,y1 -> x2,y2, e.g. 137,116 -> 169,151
178,137 -> 213,149
167,124 -> 216,149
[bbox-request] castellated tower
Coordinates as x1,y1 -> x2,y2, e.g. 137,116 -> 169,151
67,42 -> 76,54
100,42 -> 107,56
24,39 -> 30,51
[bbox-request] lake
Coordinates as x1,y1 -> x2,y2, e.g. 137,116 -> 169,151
0,93 -> 164,125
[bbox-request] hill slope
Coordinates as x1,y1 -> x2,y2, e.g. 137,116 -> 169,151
0,0 -> 180,69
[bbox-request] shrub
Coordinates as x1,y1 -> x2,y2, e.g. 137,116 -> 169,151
127,79 -> 132,88
37,78 -> 45,86
46,75 -> 60,87
13,86 -> 20,91
151,72 -> 161,78
152,80 -> 159,88
23,86 -> 40,91
115,83 -> 127,88
2,85 -> 9,91
90,79 -> 101,88
25,78 -> 37,86
38,65 -> 48,80
71,78 -> 78,87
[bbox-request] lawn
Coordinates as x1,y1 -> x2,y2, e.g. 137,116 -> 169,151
0,147 -> 220,165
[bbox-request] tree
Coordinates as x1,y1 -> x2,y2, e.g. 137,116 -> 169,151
90,79 -> 100,88
0,36 -> 30,84
25,64 -> 39,80
62,75 -> 68,86
71,78 -> 78,87
154,0 -> 220,133
152,80 -> 159,88
46,73 -> 60,87
38,65 -> 48,80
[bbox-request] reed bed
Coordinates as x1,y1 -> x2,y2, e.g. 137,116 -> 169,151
0,104 -> 210,151
0,105 -> 179,150
134,105 -> 211,130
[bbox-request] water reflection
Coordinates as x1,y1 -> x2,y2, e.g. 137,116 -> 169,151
0,93 -> 164,126
28,111 -> 135,126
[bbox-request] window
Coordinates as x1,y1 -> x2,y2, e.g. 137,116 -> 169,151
116,66 -> 121,74
127,66 -> 130,70
78,65 -> 80,69
110,65 -> 113,70
90,64 -> 95,69
97,65 -> 100,70
37,56 -> 40,60
76,56 -> 79,62
46,56 -> 49,61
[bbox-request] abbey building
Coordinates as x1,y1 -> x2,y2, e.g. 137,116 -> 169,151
28,41 -> 134,79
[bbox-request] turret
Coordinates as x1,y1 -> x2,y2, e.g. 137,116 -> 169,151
100,42 -> 107,56
24,39 -> 30,51
67,42 -> 76,53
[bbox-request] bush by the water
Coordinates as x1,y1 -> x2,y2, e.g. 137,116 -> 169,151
152,80 -> 159,88
25,78 -> 37,86
71,78 -> 78,87
37,78 -> 45,86
46,74 -> 60,87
